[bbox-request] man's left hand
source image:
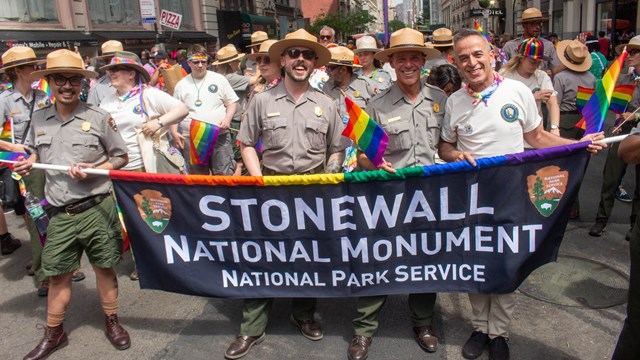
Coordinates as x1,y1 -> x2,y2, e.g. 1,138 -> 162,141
68,163 -> 92,180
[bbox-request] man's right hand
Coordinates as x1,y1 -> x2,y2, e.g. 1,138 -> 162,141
455,151 -> 477,167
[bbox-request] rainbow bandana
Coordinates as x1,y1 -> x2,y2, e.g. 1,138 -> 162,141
109,56 -> 138,66
517,38 -> 544,61
465,72 -> 504,106
188,54 -> 208,62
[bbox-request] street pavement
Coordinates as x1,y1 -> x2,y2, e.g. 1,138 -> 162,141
0,125 -> 634,360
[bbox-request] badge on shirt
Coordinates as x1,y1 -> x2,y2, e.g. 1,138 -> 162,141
341,114 -> 350,125
388,116 -> 402,123
9,110 -> 21,116
433,103 -> 440,113
208,84 -> 218,93
500,104 -> 519,123
463,124 -> 473,134
353,90 -> 360,98
314,106 -> 323,117
82,121 -> 91,132
108,117 -> 118,132
267,112 -> 280,117
378,77 -> 384,83
36,130 -> 46,137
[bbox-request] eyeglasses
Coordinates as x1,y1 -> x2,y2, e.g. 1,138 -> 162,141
284,49 -> 317,60
255,56 -> 271,64
319,35 -> 332,40
106,66 -> 131,73
629,49 -> 640,56
325,65 -> 338,72
49,75 -> 83,86
189,60 -> 208,65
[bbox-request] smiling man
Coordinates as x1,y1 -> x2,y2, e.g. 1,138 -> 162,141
349,28 -> 446,360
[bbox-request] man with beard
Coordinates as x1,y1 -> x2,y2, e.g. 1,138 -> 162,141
228,29 -> 345,360
348,28 -> 445,360
439,29 -> 604,360
503,8 -> 561,74
14,49 -> 130,360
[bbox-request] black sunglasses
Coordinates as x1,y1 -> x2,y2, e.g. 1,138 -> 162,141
629,49 -> 640,55
284,49 -> 317,60
255,56 -> 271,64
49,75 -> 83,86
319,35 -> 332,40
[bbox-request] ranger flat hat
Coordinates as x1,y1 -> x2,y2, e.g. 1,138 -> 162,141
94,40 -> 124,59
354,36 -> 380,54
375,28 -> 440,62
212,44 -> 245,65
32,49 -> 98,78
431,27 -> 454,47
517,8 -> 549,24
246,40 -> 278,61
247,31 -> 269,48
327,46 -> 362,68
268,29 -> 331,68
556,40 -> 592,72
0,46 -> 45,73
616,35 -> 640,55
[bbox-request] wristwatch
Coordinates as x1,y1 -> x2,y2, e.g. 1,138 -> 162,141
550,124 -> 559,130
157,119 -> 164,128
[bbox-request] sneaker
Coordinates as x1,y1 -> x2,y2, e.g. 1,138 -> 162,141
37,280 -> 49,297
589,218 -> 607,237
130,269 -> 139,281
616,187 -> 632,202
71,269 -> 85,282
0,233 -> 21,255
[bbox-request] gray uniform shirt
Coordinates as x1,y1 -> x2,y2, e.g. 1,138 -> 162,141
322,74 -> 375,120
0,88 -> 50,145
553,70 -> 596,112
366,82 -> 447,168
86,75 -> 114,106
354,67 -> 393,92
30,103 -> 128,206
504,37 -> 560,72
424,55 -> 451,71
238,81 -> 346,174
225,72 -> 251,121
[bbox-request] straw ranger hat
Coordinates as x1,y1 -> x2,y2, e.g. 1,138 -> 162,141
517,37 -> 545,61
354,36 -> 380,54
94,40 -> 124,59
32,49 -> 98,78
247,31 -> 269,48
616,35 -> 640,55
327,46 -> 361,68
212,44 -> 245,65
556,40 -> 592,72
431,28 -> 454,47
268,29 -> 332,68
100,51 -> 151,82
517,8 -> 549,24
246,40 -> 278,61
0,46 -> 45,73
375,28 -> 440,62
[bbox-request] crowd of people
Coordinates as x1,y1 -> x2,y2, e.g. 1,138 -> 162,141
1,6 -> 639,360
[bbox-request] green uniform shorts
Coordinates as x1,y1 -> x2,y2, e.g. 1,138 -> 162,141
42,195 -> 123,277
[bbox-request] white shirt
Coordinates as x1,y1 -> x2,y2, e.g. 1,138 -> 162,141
441,78 -> 541,158
173,71 -> 239,135
502,69 -> 555,116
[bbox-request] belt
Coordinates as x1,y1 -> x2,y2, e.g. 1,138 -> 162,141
262,164 -> 325,176
560,110 -> 580,115
47,193 -> 110,218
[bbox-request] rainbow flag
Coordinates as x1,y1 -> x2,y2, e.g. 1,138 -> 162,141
0,151 -> 29,170
0,120 -> 12,142
342,97 -> 388,168
189,119 -> 219,166
32,79 -> 54,102
609,84 -> 635,114
575,49 -> 628,134
576,86 -> 595,112
473,19 -> 491,42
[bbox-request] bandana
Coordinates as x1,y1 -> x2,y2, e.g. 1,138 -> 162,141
633,69 -> 640,83
118,83 -> 142,103
188,54 -> 208,62
265,77 -> 281,91
465,71 -> 504,105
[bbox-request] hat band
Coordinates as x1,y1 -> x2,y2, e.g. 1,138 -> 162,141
251,39 -> 266,46
42,66 -> 86,73
390,43 -> 426,49
563,48 -> 585,65
522,17 -> 544,22
332,59 -> 355,65
2,58 -> 40,68
109,56 -> 139,66
432,39 -> 453,45
217,54 -> 240,62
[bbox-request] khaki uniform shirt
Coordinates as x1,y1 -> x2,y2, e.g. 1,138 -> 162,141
354,67 -> 393,92
366,82 -> 447,168
553,69 -> 596,112
30,103 -> 128,207
86,75 -> 114,106
238,81 -> 346,174
0,88 -> 50,145
504,37 -> 560,72
322,74 -> 375,121
225,72 -> 251,121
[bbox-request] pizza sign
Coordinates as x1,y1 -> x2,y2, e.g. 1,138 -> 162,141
160,9 -> 182,30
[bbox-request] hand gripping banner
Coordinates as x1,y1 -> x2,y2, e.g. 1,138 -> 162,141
111,142 -> 591,298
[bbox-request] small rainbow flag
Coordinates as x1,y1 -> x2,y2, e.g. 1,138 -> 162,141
32,79 -> 54,102
342,97 -> 388,168
189,119 -> 219,166
0,120 -> 12,142
576,86 -> 594,112
609,84 -> 635,114
473,19 -> 491,42
0,151 -> 29,170
575,49 -> 628,134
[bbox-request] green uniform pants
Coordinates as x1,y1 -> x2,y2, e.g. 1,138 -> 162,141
353,293 -> 436,337
240,297 -> 317,337
22,169 -> 46,283
596,141 -> 640,223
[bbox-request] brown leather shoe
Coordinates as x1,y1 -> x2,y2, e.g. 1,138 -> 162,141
24,324 -> 68,360
347,335 -> 372,360
104,314 -> 130,350
224,333 -> 265,359
290,314 -> 323,340
414,326 -> 438,353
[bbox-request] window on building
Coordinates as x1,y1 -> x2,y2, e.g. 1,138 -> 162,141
88,0 -> 141,26
0,0 -> 58,22
223,0 -> 255,13
159,0 -> 195,30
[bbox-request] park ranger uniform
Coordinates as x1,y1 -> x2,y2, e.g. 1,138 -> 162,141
323,73 -> 375,124
354,67 -> 393,92
86,75 -> 114,106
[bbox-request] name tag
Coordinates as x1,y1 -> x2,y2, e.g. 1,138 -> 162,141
387,116 -> 402,123
267,112 -> 280,117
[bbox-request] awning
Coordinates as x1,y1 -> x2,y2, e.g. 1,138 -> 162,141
0,30 -> 99,49
166,31 -> 216,43
241,14 -> 277,39
92,31 -> 160,41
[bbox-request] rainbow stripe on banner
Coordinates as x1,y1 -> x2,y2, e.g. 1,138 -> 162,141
342,97 -> 388,168
189,119 -> 219,166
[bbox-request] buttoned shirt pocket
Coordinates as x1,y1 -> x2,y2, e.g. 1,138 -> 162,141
425,108 -> 443,151
263,117 -> 288,150
10,113 -> 30,142
34,135 -> 52,156
383,119 -> 413,153
303,118 -> 329,154
71,136 -> 102,164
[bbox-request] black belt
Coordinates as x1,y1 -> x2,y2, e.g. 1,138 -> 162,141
560,110 -> 580,115
46,193 -> 110,218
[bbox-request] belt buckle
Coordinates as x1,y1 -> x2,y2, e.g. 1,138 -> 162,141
64,204 -> 76,216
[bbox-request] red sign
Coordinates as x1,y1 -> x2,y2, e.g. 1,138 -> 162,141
160,9 -> 182,30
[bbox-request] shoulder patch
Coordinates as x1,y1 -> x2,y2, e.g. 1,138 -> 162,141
108,117 -> 118,132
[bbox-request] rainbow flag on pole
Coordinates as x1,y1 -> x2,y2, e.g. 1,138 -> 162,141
342,97 -> 388,168
189,119 -> 219,166
576,86 -> 595,112
609,84 -> 635,114
575,49 -> 628,134
0,120 -> 12,142
473,19 -> 491,42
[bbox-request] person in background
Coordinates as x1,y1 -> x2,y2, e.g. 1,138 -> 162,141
244,31 -> 269,77
586,35 -> 607,80
318,25 -> 336,46
176,49 -> 191,75
599,31 -> 610,59
140,49 -> 150,65
426,64 -> 462,97
148,49 -> 187,92
353,35 -> 393,92
424,27 -> 454,71
86,40 -> 123,106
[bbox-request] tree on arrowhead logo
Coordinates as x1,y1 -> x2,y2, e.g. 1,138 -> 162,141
527,166 -> 568,217
134,190 -> 172,233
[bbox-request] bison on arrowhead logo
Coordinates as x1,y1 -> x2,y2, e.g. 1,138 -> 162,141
527,166 -> 568,217
135,190 -> 172,233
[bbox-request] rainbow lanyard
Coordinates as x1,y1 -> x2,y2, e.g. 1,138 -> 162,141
465,72 -> 504,105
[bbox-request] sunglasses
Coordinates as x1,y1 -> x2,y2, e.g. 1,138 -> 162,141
255,56 -> 271,64
319,35 -> 332,40
285,49 -> 317,60
106,66 -> 131,73
325,65 -> 338,72
629,49 -> 640,56
49,75 -> 83,87
189,60 -> 208,65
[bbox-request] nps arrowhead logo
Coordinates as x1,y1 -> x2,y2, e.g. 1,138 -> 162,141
527,166 -> 568,217
134,190 -> 172,233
